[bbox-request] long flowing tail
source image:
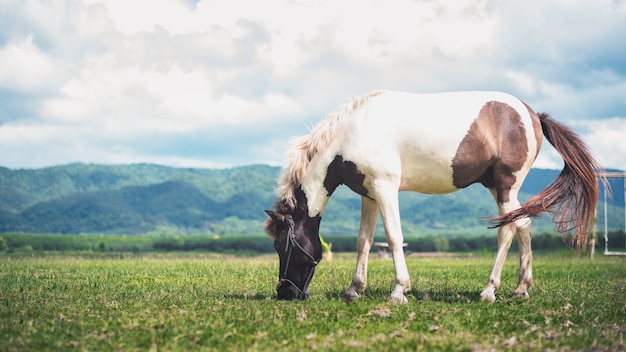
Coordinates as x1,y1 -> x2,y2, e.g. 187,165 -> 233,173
490,113 -> 606,248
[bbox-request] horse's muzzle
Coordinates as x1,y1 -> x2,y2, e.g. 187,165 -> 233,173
277,281 -> 309,300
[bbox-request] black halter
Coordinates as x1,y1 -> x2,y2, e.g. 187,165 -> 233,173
278,214 -> 321,299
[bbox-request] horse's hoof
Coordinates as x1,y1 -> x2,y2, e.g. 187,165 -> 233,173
512,291 -> 530,300
342,290 -> 360,303
388,294 -> 408,304
480,289 -> 496,303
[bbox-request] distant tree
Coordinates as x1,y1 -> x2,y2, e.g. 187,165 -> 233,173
0,236 -> 7,251
433,237 -> 450,252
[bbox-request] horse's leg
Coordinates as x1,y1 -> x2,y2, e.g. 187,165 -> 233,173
342,197 -> 378,303
481,210 -> 534,302
480,221 -> 516,302
373,181 -> 410,304
512,217 -> 533,299
480,192 -> 519,303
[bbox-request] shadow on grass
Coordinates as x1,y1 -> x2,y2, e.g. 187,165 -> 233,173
319,287 -> 493,304
223,293 -> 274,301
235,289 -> 530,305
413,289 -> 481,303
318,287 -> 481,303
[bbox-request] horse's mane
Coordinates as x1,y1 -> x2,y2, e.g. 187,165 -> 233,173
277,90 -> 386,208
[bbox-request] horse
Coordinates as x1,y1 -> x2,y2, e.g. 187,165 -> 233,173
264,90 -> 604,304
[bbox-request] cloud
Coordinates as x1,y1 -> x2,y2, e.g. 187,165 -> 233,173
575,118 -> 626,171
0,36 -> 65,93
0,0 -> 625,170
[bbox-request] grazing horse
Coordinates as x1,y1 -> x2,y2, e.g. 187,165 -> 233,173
264,90 -> 603,303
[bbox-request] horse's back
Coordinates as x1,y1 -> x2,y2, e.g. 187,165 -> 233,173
337,91 -> 538,194
367,90 -> 528,127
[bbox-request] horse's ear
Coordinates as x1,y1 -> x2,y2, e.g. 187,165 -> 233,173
265,210 -> 285,223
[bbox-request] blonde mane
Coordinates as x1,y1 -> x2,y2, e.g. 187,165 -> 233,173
277,90 -> 386,208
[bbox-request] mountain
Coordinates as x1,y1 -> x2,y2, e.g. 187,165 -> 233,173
0,164 -> 621,236
0,164 -> 278,234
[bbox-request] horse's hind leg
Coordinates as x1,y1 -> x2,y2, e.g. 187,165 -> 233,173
481,190 -> 534,302
480,189 -> 521,302
512,217 -> 533,299
480,219 -> 516,302
342,197 -> 378,303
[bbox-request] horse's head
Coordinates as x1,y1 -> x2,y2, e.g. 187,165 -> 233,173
264,191 -> 322,300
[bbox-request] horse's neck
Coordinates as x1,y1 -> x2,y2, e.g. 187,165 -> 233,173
300,153 -> 336,218
300,178 -> 331,218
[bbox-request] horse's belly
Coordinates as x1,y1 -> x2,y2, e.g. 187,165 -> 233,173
399,157 -> 458,194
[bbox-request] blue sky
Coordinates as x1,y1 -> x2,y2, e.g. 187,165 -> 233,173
1,0 -> 625,170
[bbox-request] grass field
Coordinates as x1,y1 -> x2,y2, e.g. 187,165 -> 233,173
1,251 -> 625,351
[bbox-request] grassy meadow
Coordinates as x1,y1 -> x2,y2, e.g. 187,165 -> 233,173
1,251 -> 625,351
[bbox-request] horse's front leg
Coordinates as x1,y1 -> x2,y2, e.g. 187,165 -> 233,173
342,197 -> 378,303
375,183 -> 410,304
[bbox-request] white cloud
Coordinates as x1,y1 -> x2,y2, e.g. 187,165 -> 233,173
0,0 -> 625,170
577,118 -> 626,171
84,0 -> 193,34
0,36 -> 65,92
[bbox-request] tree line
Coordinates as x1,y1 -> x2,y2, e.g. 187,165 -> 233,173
1,232 -> 624,255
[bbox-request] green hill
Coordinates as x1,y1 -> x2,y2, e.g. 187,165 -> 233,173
0,164 -> 620,236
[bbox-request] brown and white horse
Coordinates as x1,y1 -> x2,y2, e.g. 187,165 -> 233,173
264,90 -> 604,303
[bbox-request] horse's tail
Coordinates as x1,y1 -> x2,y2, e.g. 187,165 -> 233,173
490,112 -> 606,248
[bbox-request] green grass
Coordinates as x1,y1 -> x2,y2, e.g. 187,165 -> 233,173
1,252 -> 625,351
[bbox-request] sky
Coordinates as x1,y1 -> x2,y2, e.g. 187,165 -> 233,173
1,0 -> 625,171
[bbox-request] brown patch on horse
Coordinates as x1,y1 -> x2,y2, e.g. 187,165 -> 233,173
323,155 -> 371,198
452,101 -> 528,204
